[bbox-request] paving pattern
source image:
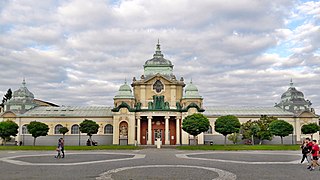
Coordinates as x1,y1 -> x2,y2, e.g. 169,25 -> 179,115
0,149 -> 319,180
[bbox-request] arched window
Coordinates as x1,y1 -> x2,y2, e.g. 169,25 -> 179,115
71,124 -> 79,134
22,124 -> 29,134
55,124 -> 63,134
104,124 -> 113,134
205,125 -> 212,134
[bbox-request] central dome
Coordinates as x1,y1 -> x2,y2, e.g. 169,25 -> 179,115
143,42 -> 174,77
280,82 -> 305,102
13,79 -> 34,99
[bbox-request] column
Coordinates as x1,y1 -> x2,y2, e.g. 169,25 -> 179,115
137,117 -> 141,145
295,117 -> 301,142
147,116 -> 152,145
176,117 -> 180,145
165,116 -> 170,145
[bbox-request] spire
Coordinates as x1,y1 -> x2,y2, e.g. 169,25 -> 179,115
22,78 -> 26,87
289,78 -> 294,87
153,39 -> 163,58
124,78 -> 127,85
190,78 -> 193,84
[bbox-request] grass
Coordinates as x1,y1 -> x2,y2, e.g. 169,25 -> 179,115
0,145 -> 141,151
0,144 -> 300,151
176,144 -> 301,151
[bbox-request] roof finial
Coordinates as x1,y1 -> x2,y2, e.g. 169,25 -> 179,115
190,78 -> 193,84
154,39 -> 163,58
124,78 -> 127,84
22,78 -> 26,87
289,78 -> 293,87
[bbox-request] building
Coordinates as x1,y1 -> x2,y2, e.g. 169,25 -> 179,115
0,43 -> 319,145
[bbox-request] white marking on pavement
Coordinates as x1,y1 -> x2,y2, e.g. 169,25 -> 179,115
0,152 -> 145,166
176,151 -> 301,164
96,165 -> 237,180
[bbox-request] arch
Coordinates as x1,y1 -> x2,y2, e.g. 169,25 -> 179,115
183,103 -> 205,112
119,121 -> 128,138
104,124 -> 113,134
54,124 -> 63,134
22,124 -> 29,134
204,125 -> 212,134
71,124 -> 79,134
112,102 -> 135,112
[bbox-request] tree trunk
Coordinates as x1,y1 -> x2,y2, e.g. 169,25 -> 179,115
33,137 -> 36,146
259,139 -> 262,145
193,135 -> 197,145
251,135 -> 254,145
89,135 -> 92,146
3,138 -> 6,146
281,136 -> 283,145
224,135 -> 227,146
311,134 -> 313,140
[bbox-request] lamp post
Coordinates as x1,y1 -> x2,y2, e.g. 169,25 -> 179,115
78,126 -> 81,146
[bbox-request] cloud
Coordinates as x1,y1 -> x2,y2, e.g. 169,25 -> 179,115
0,0 -> 319,114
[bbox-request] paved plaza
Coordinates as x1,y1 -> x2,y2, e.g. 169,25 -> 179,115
0,149 -> 319,180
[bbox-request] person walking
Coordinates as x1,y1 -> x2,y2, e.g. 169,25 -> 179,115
309,140 -> 319,171
60,138 -> 65,158
55,138 -> 62,159
300,139 -> 310,163
305,138 -> 313,169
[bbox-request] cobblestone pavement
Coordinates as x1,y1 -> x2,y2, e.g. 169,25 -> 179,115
0,149 -> 318,180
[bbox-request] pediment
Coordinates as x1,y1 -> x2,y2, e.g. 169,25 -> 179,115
143,74 -> 174,84
1,111 -> 17,118
296,111 -> 318,118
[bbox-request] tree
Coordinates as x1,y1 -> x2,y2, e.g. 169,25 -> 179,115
1,88 -> 12,107
182,113 -> 210,145
301,123 -> 319,139
241,120 -> 260,145
27,121 -> 49,146
79,119 -> 99,145
228,132 -> 241,144
0,120 -> 18,146
254,115 -> 276,144
215,115 -> 241,146
59,127 -> 69,140
269,120 -> 293,144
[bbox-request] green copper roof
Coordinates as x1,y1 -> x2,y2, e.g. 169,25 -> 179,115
275,80 -> 312,113
144,41 -> 173,77
183,80 -> 202,98
114,80 -> 134,99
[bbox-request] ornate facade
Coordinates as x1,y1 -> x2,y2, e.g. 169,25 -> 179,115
0,43 -> 319,145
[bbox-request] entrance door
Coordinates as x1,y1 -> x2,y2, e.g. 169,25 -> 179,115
154,129 -> 163,145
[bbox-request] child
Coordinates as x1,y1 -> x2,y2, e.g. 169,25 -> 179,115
54,138 -> 62,159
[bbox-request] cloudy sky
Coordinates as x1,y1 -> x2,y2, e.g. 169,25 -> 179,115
0,0 -> 319,113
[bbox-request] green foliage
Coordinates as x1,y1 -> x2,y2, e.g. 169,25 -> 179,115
215,115 -> 241,145
182,113 -> 210,145
182,113 -> 210,136
0,120 -> 18,146
269,120 -> 293,144
254,115 -> 276,144
1,88 -> 12,107
79,119 -> 99,139
27,121 -> 49,146
301,123 -> 319,139
59,127 -> 69,135
228,132 -> 241,144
